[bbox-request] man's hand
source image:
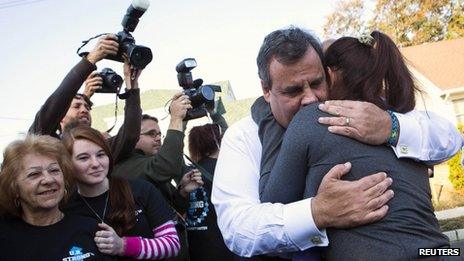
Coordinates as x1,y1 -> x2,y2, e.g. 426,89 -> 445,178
318,100 -> 392,145
179,169 -> 204,198
123,55 -> 142,90
311,162 -> 394,229
83,71 -> 103,98
168,92 -> 192,132
170,92 -> 191,120
94,223 -> 125,256
86,34 -> 119,65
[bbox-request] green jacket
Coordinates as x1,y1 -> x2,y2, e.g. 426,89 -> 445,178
112,129 -> 187,211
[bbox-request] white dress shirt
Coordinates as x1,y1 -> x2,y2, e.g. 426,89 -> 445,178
212,111 -> 461,258
212,116 -> 327,258
394,110 -> 462,164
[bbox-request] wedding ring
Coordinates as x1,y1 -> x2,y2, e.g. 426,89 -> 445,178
345,117 -> 351,126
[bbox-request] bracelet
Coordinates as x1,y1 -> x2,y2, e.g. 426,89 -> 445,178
386,110 -> 399,146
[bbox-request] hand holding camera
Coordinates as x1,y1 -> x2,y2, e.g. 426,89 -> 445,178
170,92 -> 192,121
176,58 -> 219,121
105,0 -> 152,69
83,72 -> 103,98
123,56 -> 142,90
86,34 -> 119,65
78,0 -> 152,69
84,55 -> 143,96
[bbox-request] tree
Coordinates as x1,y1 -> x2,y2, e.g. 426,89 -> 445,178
323,0 -> 369,38
447,0 -> 464,39
372,0 -> 451,46
448,124 -> 464,192
323,0 -> 464,46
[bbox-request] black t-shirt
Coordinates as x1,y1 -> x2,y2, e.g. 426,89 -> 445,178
64,179 -> 174,240
0,214 -> 115,261
186,157 -> 236,261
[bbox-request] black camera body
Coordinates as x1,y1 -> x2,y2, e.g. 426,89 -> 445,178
95,68 -> 123,94
106,0 -> 153,69
183,85 -> 216,120
176,58 -> 219,121
106,31 -> 152,69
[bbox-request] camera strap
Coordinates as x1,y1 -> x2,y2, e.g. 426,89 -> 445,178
104,93 -> 120,134
183,154 -> 214,183
105,88 -> 137,133
76,33 -> 109,57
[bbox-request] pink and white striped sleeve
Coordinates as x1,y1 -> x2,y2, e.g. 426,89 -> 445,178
123,220 -> 180,260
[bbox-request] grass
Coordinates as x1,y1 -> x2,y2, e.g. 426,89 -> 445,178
90,86 -> 256,132
433,190 -> 464,231
432,191 -> 464,211
439,216 -> 464,231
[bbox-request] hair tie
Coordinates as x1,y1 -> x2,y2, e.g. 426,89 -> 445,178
358,34 -> 375,47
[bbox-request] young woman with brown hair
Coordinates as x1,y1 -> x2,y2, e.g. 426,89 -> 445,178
62,126 -> 180,260
187,123 -> 236,261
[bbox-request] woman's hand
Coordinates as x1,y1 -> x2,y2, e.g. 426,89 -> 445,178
317,100 -> 391,145
179,169 -> 204,198
94,223 -> 125,256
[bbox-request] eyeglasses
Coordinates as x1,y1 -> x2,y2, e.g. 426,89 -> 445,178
141,130 -> 164,139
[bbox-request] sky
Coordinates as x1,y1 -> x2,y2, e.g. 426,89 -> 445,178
0,0 -> 337,152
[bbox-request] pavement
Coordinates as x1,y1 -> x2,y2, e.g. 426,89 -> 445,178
435,207 -> 464,250
436,207 -> 464,220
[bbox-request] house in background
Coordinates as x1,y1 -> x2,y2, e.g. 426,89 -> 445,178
400,38 -> 464,125
401,38 -> 464,201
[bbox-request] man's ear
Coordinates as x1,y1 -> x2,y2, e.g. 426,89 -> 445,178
261,79 -> 271,103
59,119 -> 65,131
327,67 -> 335,86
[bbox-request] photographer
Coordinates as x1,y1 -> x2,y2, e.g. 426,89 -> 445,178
113,92 -> 190,185
29,34 -> 142,163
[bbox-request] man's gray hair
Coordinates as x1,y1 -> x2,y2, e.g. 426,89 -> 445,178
257,26 -> 325,89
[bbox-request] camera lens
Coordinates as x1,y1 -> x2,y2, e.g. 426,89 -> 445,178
188,86 -> 215,107
199,86 -> 214,101
128,45 -> 153,69
108,74 -> 123,88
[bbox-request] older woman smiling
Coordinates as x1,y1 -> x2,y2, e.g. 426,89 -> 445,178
0,135 -> 114,260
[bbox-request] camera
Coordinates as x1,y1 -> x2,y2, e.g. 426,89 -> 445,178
95,68 -> 123,94
106,0 -> 153,69
176,58 -> 220,121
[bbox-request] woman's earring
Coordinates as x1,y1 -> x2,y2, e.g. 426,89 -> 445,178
14,198 -> 21,208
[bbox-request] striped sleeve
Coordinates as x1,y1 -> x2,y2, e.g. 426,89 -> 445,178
123,220 -> 180,260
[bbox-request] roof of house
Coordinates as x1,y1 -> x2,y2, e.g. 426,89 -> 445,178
400,38 -> 464,90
